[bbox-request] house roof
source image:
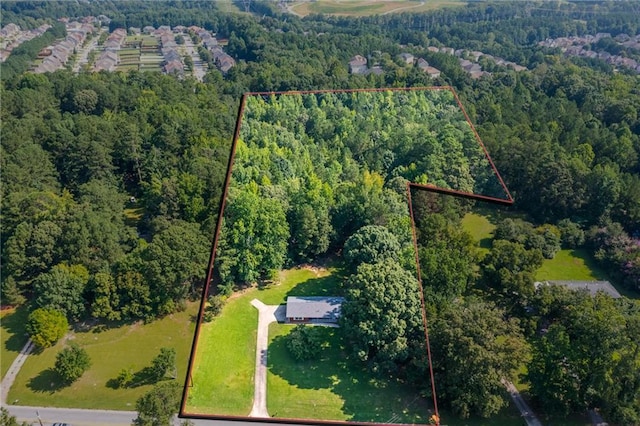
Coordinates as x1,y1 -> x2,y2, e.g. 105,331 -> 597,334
537,281 -> 621,298
285,296 -> 344,320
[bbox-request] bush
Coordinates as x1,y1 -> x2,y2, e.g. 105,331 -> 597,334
203,295 -> 226,322
115,367 -> 134,388
150,347 -> 176,381
55,343 -> 91,384
285,325 -> 324,362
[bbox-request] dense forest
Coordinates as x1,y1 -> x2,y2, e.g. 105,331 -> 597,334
1,0 -> 639,423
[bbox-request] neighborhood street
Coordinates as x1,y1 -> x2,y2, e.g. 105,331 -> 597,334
3,405 -> 308,426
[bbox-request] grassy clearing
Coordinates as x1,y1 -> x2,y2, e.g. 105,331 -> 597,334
536,249 -> 607,282
291,0 -> 465,17
8,303 -> 197,409
462,212 -> 495,255
1,306 -> 30,379
462,212 -> 609,288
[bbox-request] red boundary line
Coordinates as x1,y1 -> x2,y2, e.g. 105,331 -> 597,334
180,87 -> 514,426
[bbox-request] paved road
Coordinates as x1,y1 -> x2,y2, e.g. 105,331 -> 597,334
182,36 -> 207,82
1,339 -> 34,404
3,405 -> 308,426
73,27 -> 106,73
502,379 -> 543,426
248,299 -> 283,419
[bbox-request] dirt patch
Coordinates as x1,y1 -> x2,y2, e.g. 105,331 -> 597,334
299,264 -> 328,276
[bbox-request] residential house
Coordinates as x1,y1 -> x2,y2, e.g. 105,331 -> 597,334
285,297 -> 345,325
535,281 -> 621,299
398,52 -> 414,64
349,55 -> 367,74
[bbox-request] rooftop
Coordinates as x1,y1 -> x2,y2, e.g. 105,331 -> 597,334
285,296 -> 344,320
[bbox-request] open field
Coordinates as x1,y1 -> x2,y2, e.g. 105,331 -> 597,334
187,265 -> 527,424
289,0 -> 465,17
7,303 -> 197,409
1,307 -> 29,379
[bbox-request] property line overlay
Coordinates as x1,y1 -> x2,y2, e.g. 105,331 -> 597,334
181,87 -> 514,426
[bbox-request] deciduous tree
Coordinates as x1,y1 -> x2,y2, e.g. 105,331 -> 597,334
26,307 -> 68,348
54,343 -> 91,384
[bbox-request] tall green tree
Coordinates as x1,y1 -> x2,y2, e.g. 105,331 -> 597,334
143,220 -> 209,315
343,225 -> 401,272
481,240 -> 543,313
32,264 -> 89,320
26,307 -> 68,348
428,299 -> 529,419
133,381 -> 182,426
341,260 -> 423,373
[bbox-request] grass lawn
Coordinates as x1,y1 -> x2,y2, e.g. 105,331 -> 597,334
268,323 -> 432,423
1,306 -> 30,379
290,0 -> 465,17
186,295 -> 258,415
536,248 -> 608,282
7,303 -> 197,409
461,212 -> 495,255
185,265 -> 341,415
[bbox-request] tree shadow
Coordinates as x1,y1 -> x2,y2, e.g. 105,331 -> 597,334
479,237 -> 493,251
285,273 -> 344,299
2,307 -> 30,354
27,368 -> 66,393
267,328 -> 431,424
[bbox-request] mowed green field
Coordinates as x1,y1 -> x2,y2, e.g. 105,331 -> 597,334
1,307 -> 30,378
290,0 -> 465,17
7,303 -> 197,409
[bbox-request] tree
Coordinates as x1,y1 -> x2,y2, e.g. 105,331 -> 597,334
481,240 -> 543,312
343,225 -> 401,272
150,347 -> 176,382
133,381 -> 182,426
32,263 -> 89,320
341,260 -> 423,373
285,325 -> 324,361
54,343 -> 92,384
26,308 -> 68,348
143,221 -> 209,315
203,295 -> 225,322
428,299 -> 530,419
527,292 -> 638,420
72,89 -> 98,114
217,183 -> 289,286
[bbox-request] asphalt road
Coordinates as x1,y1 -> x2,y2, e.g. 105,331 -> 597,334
3,405 -> 309,426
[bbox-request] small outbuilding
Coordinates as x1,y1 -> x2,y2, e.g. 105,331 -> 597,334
535,280 -> 621,298
285,296 -> 344,325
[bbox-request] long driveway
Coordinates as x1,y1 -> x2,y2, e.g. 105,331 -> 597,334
502,379 -> 543,426
248,299 -> 284,418
1,339 -> 34,404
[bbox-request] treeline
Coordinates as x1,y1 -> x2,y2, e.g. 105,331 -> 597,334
1,70 -> 236,321
215,89 -> 503,291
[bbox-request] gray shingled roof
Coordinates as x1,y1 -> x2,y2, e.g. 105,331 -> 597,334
541,280 -> 622,298
285,296 -> 344,320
